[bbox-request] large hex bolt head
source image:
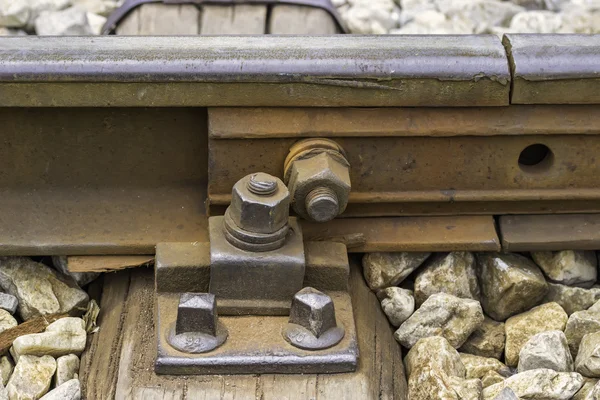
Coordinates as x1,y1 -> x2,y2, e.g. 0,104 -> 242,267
168,293 -> 228,354
284,287 -> 345,350
228,173 -> 290,234
287,152 -> 351,222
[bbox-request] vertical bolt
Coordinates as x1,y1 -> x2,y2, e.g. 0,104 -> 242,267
305,187 -> 340,223
247,173 -> 278,196
284,287 -> 345,350
168,292 -> 228,353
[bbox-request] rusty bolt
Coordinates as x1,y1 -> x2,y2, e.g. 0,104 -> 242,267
284,287 -> 345,350
175,292 -> 217,335
284,140 -> 351,223
168,292 -> 228,354
227,173 -> 290,235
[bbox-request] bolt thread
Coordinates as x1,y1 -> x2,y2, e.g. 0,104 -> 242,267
247,174 -> 277,196
305,187 -> 339,222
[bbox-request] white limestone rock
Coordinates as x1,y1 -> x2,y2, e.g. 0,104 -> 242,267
460,353 -> 511,380
0,27 -> 27,35
509,10 -> 564,32
51,257 -> 99,288
543,282 -> 600,315
71,0 -> 121,16
40,379 -> 80,400
504,302 -> 568,367
27,0 -> 71,30
576,331 -> 600,378
414,252 -> 480,306
35,7 -> 94,35
481,370 -> 506,388
0,0 -> 30,28
0,310 -> 17,334
532,250 -> 597,288
395,293 -> 484,349
565,306 -> 600,358
11,318 -> 87,360
404,336 -> 465,378
0,257 -> 89,321
0,356 -> 13,387
362,252 -> 430,291
476,253 -> 548,321
391,9 -> 475,34
572,378 -> 600,400
518,330 -> 573,372
436,0 -> 525,33
459,316 -> 505,360
341,0 -> 400,34
6,355 -> 56,400
483,368 -> 584,399
377,287 -> 414,327
54,355 -> 79,387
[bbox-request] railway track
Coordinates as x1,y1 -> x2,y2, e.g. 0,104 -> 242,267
0,32 -> 599,398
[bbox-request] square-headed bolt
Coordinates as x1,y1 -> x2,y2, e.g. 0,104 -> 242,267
168,292 -> 228,354
175,293 -> 217,336
285,287 -> 345,350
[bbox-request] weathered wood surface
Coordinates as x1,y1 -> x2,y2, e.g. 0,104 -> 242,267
200,5 -> 267,34
116,4 -> 201,35
80,259 -> 407,399
114,3 -> 338,36
67,255 -> 154,273
269,5 -> 339,34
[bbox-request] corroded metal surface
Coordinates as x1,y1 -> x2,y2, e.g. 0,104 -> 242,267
102,0 -> 348,34
0,36 -> 510,107
208,134 -> 600,216
504,34 -> 600,104
500,214 -> 600,251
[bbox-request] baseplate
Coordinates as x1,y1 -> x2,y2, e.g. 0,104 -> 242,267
155,290 -> 358,374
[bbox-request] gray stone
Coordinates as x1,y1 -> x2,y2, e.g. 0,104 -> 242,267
0,310 -> 16,334
376,287 -> 414,327
476,253 -> 548,321
509,10 -> 564,32
504,302 -> 568,367
414,252 -> 479,306
404,336 -> 483,400
390,10 -> 475,34
491,388 -> 518,400
460,353 -> 511,379
11,318 -> 87,360
395,293 -> 484,349
518,330 -> 573,372
71,0 -> 121,16
404,336 -> 465,378
40,379 -> 80,400
0,356 -> 13,387
0,257 -> 89,321
51,257 -> 100,288
459,316 -> 505,360
0,27 -> 27,35
341,0 -> 400,34
35,7 -> 94,35
26,0 -> 71,30
6,355 -> 56,400
483,369 -> 584,399
0,293 -> 18,315
532,251 -> 597,288
576,331 -> 600,378
543,282 -> 600,315
0,0 -> 29,28
565,308 -> 600,358
362,252 -> 430,291
482,370 -> 506,388
572,378 -> 600,400
85,11 -> 105,35
55,355 -> 79,387
436,0 -> 525,33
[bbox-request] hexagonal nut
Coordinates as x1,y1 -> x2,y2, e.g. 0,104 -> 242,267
289,287 -> 337,338
228,173 -> 290,234
287,152 -> 351,221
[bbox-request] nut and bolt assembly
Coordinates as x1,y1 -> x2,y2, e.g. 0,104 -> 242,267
223,172 -> 291,252
284,287 -> 345,350
167,292 -> 228,354
284,139 -> 351,223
